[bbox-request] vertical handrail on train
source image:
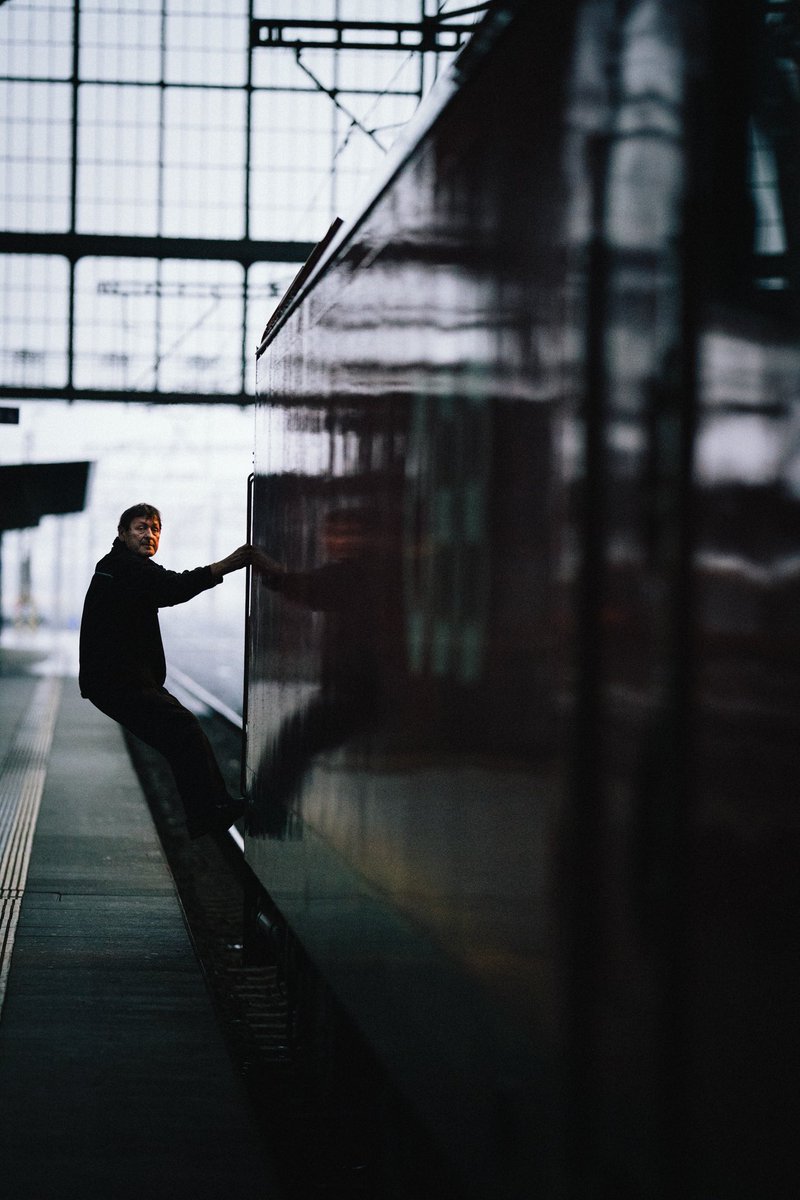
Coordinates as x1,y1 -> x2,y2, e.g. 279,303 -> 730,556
240,471 -> 254,799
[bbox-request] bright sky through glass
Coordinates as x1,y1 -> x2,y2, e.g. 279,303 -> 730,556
0,0 -> 479,702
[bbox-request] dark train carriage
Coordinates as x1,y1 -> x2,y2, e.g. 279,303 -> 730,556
244,2 -> 800,1197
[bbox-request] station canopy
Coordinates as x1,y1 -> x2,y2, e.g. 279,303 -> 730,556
0,462 -> 91,532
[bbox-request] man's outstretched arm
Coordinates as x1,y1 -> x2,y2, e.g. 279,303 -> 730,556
209,544 -> 253,580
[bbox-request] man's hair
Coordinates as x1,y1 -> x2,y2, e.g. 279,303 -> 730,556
118,503 -> 161,534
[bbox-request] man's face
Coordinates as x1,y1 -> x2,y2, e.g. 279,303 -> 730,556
120,516 -> 161,558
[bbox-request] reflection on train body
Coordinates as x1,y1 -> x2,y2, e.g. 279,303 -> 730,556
240,3 -> 800,1197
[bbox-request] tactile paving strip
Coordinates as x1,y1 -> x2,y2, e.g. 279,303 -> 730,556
0,676 -> 61,1017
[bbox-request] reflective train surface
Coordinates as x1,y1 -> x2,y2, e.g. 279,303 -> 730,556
238,2 -> 799,1196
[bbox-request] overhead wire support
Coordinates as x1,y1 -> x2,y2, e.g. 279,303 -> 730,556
250,16 -> 479,54
293,53 -> 389,152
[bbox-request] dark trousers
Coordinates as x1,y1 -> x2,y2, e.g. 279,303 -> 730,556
86,684 -> 230,823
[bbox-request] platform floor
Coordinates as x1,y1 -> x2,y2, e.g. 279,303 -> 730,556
0,634 -> 281,1200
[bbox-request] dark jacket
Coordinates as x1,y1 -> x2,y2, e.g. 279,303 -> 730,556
78,539 -> 220,695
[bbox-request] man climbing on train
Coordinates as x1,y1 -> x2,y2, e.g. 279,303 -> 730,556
78,502 -> 251,838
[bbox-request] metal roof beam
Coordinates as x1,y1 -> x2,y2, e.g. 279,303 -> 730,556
250,17 -> 476,54
0,232 -> 316,266
0,386 -> 254,407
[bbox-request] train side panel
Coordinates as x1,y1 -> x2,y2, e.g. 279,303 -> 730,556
245,2 -> 800,1196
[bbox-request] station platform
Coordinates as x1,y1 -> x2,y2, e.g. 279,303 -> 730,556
0,632 -> 281,1200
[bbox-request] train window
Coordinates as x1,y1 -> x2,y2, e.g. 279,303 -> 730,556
750,124 -> 786,267
748,0 -> 800,298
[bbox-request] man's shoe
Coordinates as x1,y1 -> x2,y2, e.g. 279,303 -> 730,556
187,797 -> 246,840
